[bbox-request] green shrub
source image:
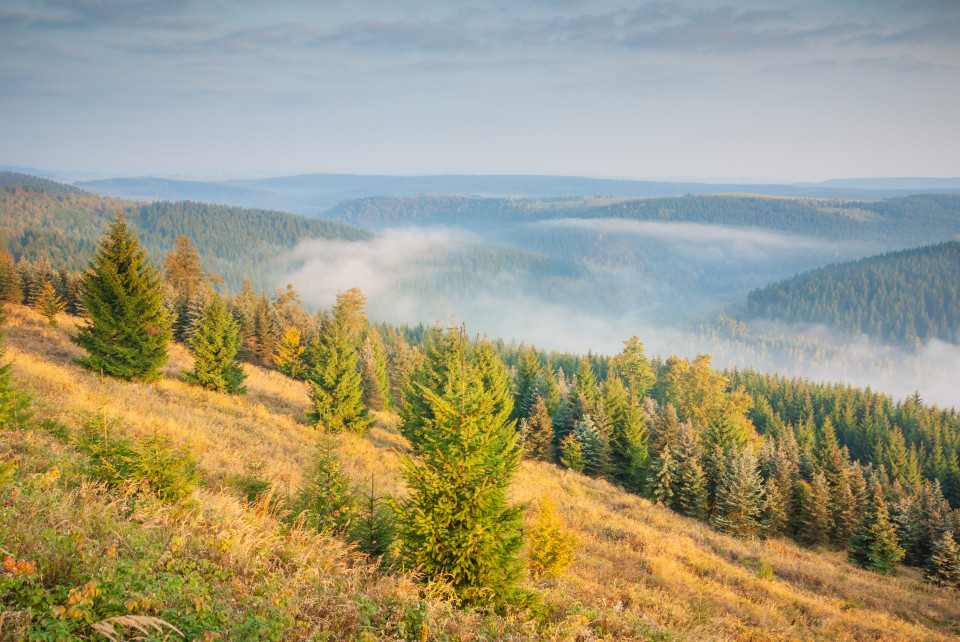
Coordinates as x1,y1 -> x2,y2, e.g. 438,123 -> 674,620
74,412 -> 199,502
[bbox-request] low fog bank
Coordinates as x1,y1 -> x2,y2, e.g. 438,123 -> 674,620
280,228 -> 959,410
490,218 -> 879,317
696,319 -> 960,409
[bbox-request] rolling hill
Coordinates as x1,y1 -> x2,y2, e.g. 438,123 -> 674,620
743,242 -> 960,345
2,303 -> 959,640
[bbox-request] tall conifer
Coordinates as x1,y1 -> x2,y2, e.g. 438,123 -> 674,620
72,214 -> 170,382
181,295 -> 246,394
925,530 -> 960,589
394,327 -> 523,606
306,315 -> 370,435
848,481 -> 905,574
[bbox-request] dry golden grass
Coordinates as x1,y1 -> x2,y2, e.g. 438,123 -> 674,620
6,303 -> 960,641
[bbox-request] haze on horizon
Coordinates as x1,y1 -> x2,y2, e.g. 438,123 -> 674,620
2,0 -> 959,181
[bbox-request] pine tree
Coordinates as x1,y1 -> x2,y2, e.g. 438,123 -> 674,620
650,449 -> 676,506
573,414 -> 609,477
674,422 -> 708,519
273,325 -> 305,379
603,377 -> 644,487
559,433 -> 585,473
294,434 -> 356,534
72,214 -> 171,382
763,477 -> 789,535
800,473 -> 831,546
181,295 -> 246,394
34,279 -> 64,327
712,447 -> 765,538
848,481 -> 905,574
305,315 -> 370,435
925,530 -> 960,589
359,334 -> 390,411
609,335 -> 655,405
524,396 -> 555,462
393,329 -> 523,606
573,355 -> 599,412
350,476 -> 395,559
527,496 -> 577,578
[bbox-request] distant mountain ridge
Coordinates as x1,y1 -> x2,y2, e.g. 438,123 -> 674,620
74,172 -> 960,215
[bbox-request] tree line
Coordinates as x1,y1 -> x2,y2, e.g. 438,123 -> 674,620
9,212 -> 960,609
744,241 -> 960,344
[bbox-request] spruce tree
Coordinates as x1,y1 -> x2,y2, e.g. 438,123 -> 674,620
800,473 -> 831,546
649,403 -> 681,457
712,447 -> 765,538
34,279 -> 64,327
763,477 -> 789,535
573,355 -> 599,412
649,447 -> 676,506
609,335 -> 655,405
273,326 -> 305,379
605,376 -> 649,493
359,332 -> 391,411
294,434 -> 356,534
72,214 -> 171,382
524,396 -> 555,462
674,423 -> 708,519
251,294 -> 280,366
163,235 -> 207,341
573,415 -> 609,478
559,433 -> 585,473
394,328 -> 523,606
399,325 -> 468,451
306,315 -> 370,435
552,392 -> 576,453
925,530 -> 960,589
350,476 -> 395,559
181,295 -> 246,394
848,481 -> 905,574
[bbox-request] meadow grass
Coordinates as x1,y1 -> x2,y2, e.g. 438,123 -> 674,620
2,304 -> 959,640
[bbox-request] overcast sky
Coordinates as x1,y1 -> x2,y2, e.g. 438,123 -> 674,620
2,0 -> 958,180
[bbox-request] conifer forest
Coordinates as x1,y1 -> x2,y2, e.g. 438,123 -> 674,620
3,1 -> 960,639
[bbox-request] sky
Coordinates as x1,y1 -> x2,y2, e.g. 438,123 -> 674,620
2,0 -> 959,181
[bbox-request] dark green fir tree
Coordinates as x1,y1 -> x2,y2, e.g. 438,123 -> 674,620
306,314 -> 370,435
925,530 -> 960,589
181,295 -> 246,394
524,395 -> 555,462
72,214 -> 171,382
848,481 -> 905,574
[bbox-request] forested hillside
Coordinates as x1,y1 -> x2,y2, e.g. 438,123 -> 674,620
3,206 -> 960,639
0,180 -> 370,290
324,192 -> 960,247
743,242 -> 960,344
0,171 -> 86,195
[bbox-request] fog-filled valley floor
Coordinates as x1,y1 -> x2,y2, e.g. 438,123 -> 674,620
4,170 -> 960,407
275,193 -> 960,408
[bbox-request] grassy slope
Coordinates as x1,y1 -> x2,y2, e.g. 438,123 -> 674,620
3,304 -> 960,640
